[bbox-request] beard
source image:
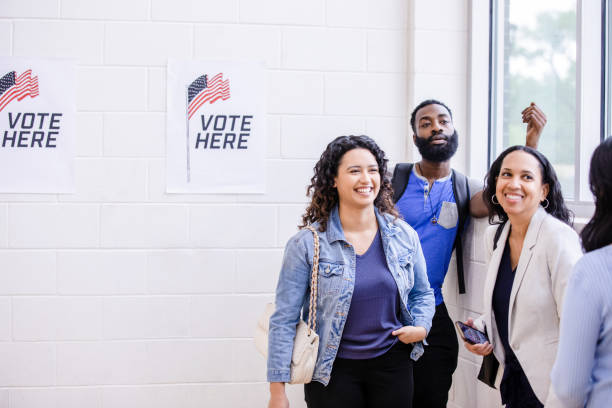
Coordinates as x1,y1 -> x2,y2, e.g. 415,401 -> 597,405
414,130 -> 459,162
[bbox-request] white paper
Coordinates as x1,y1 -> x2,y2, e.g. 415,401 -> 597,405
0,57 -> 76,193
166,60 -> 267,194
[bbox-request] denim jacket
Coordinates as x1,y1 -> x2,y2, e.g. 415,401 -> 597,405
267,206 -> 435,385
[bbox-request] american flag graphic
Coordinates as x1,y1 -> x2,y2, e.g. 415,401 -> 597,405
187,72 -> 230,119
0,70 -> 39,112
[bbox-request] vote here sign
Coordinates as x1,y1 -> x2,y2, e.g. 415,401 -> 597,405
0,57 -> 76,193
166,60 -> 267,194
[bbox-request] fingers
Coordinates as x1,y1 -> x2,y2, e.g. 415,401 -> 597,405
392,327 -> 409,344
465,318 -> 475,328
463,341 -> 493,356
522,102 -> 547,126
520,102 -> 534,115
530,103 -> 545,118
463,342 -> 477,353
481,343 -> 494,355
392,326 -> 412,337
530,108 -> 547,128
392,326 -> 424,344
524,108 -> 546,125
475,342 -> 493,354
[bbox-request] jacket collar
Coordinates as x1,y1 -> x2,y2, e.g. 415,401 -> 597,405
325,206 -> 345,243
509,206 -> 548,306
489,206 -> 548,257
325,205 -> 399,243
483,207 -> 548,312
375,207 -> 401,238
521,206 -> 548,253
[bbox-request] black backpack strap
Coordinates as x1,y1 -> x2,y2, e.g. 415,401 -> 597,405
451,169 -> 470,294
451,169 -> 470,234
493,220 -> 507,251
391,163 -> 414,203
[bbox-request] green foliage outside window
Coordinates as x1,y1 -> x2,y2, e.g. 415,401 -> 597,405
503,1 -> 576,197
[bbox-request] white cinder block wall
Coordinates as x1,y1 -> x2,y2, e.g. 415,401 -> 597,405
0,1 -> 498,407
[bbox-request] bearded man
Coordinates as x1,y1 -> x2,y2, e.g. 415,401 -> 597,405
392,99 -> 546,407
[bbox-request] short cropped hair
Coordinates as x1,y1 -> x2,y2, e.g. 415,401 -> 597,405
410,99 -> 453,134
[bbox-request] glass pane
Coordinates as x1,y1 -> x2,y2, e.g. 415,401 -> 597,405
503,0 -> 576,198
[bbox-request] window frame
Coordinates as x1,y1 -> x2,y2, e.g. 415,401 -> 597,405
468,0 -> 604,214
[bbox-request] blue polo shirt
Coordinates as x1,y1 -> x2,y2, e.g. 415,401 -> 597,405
396,168 -> 460,306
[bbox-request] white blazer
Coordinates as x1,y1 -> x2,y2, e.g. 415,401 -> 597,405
475,207 -> 583,406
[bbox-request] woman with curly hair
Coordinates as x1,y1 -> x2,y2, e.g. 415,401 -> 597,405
462,145 -> 583,407
267,135 -> 435,408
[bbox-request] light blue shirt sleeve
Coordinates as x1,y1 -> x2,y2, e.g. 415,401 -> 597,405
551,260 -> 600,407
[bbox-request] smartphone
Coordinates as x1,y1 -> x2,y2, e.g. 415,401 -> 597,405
455,321 -> 489,345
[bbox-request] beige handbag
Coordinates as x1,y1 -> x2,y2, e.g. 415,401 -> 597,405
255,225 -> 320,384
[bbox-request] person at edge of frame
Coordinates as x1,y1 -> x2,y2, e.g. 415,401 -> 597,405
392,100 -> 546,408
551,137 -> 612,408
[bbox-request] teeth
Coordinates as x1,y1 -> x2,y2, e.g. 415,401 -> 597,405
506,194 -> 522,200
356,187 -> 372,193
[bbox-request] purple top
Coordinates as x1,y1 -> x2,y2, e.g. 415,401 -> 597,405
337,230 -> 403,359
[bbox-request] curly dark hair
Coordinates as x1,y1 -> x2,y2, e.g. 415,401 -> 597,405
483,145 -> 572,226
300,135 -> 399,232
410,99 -> 453,134
581,137 -> 612,252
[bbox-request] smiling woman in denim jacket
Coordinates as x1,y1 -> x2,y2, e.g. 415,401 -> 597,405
267,135 -> 435,408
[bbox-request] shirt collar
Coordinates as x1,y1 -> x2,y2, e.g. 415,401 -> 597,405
326,205 -> 398,243
412,164 -> 452,183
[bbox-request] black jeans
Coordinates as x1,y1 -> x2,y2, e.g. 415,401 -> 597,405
412,302 -> 458,408
304,341 -> 414,408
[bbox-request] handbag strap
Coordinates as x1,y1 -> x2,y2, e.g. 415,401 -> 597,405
303,225 -> 320,335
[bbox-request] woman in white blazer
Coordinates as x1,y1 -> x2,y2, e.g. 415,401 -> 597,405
463,146 -> 582,408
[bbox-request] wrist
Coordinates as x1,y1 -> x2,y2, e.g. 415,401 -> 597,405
270,382 -> 286,395
414,326 -> 427,341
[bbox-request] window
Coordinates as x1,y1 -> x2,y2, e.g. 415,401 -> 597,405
469,0 -> 604,205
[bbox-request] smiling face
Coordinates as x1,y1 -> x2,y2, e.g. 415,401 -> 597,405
333,148 -> 381,211
495,150 -> 549,221
413,103 -> 458,162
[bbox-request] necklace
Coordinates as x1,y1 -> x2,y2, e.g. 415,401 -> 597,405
426,185 -> 440,224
